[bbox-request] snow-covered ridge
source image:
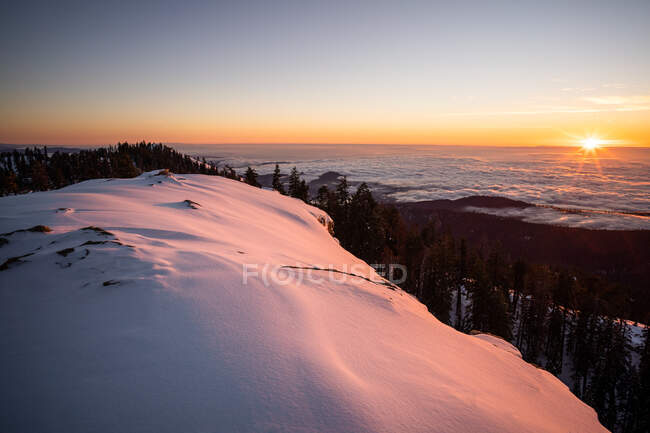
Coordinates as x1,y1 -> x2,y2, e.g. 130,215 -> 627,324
0,171 -> 607,433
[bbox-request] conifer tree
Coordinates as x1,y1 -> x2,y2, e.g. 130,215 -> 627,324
455,239 -> 467,330
30,160 -> 49,191
244,166 -> 261,187
628,326 -> 650,432
113,151 -> 139,178
570,293 -> 600,398
330,176 -> 351,248
316,185 -> 330,210
347,182 -> 383,263
402,229 -> 425,295
335,176 -> 350,206
271,164 -> 285,194
297,179 -> 309,202
511,259 -> 526,319
288,167 -> 301,197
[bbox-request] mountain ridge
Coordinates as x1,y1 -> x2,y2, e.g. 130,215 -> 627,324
0,171 -> 607,433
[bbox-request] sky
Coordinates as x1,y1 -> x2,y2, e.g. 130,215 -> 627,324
1,0 -> 649,147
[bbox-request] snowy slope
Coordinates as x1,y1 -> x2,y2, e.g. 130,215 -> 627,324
0,171 -> 607,433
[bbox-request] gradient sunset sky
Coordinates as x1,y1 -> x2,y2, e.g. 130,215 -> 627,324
1,0 -> 649,147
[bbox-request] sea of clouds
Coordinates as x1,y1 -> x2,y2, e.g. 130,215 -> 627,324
186,145 -> 650,231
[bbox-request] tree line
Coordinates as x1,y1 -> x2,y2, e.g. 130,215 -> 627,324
243,164 -> 310,201
0,142 -> 238,195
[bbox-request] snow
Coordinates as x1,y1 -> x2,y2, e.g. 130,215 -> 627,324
0,171 -> 607,433
472,333 -> 523,359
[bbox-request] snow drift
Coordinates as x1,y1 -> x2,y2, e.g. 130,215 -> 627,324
0,171 -> 607,433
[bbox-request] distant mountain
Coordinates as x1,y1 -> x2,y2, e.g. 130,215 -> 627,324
0,171 -> 606,433
408,195 -> 532,210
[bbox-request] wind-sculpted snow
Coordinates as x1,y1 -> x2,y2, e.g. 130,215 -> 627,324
0,171 -> 607,433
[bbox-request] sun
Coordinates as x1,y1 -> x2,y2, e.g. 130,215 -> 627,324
580,136 -> 604,151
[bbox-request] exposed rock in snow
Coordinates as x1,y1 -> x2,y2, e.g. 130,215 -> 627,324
0,171 -> 607,433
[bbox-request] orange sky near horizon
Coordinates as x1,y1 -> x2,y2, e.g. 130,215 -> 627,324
2,106 -> 649,148
2,1 -> 650,149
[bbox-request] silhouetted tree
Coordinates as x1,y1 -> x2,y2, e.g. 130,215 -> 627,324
272,164 -> 285,194
288,167 -> 300,197
244,166 -> 261,187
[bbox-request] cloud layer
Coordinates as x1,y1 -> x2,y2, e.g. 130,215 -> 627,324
235,146 -> 650,231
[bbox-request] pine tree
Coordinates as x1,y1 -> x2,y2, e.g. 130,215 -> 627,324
113,151 -> 139,178
402,229 -> 425,295
5,170 -> 18,194
516,267 -> 551,362
288,167 -> 301,197
585,319 -> 631,430
244,166 -> 261,187
455,239 -> 467,330
468,251 -> 511,340
545,305 -> 566,375
544,270 -> 574,375
570,293 -> 600,398
316,185 -> 330,210
511,259 -> 526,319
347,182 -> 383,263
272,164 -> 285,194
468,255 -> 489,332
331,176 -> 351,248
30,160 -> 49,191
421,235 -> 455,324
297,179 -> 309,202
629,326 -> 650,432
335,176 -> 350,206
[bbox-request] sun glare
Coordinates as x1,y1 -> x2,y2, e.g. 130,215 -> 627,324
571,134 -> 609,177
580,137 -> 605,151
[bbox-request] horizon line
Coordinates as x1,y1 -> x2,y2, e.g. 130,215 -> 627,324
2,142 -> 649,150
